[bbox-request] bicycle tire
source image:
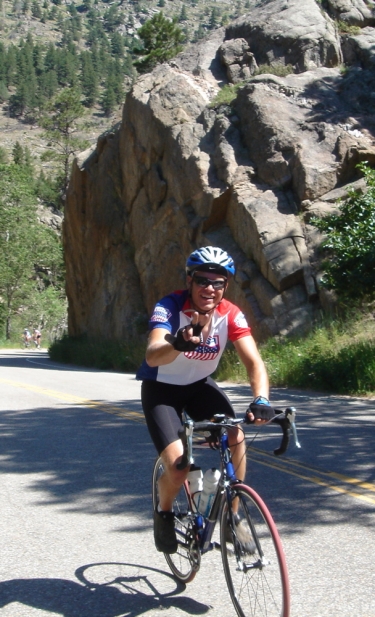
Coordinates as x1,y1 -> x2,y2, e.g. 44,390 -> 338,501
152,457 -> 199,583
220,483 -> 290,617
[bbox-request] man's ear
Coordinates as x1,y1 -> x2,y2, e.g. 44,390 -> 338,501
186,275 -> 193,291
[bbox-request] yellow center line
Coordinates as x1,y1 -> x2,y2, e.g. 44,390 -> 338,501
2,377 -> 374,505
247,455 -> 375,505
0,377 -> 145,423
249,445 -> 375,493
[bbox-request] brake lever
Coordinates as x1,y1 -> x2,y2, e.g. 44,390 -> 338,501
272,407 -> 301,456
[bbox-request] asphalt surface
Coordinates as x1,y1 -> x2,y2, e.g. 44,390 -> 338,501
0,349 -> 374,617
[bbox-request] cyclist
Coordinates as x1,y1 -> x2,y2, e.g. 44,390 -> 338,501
33,328 -> 41,349
23,329 -> 32,347
136,246 -> 274,554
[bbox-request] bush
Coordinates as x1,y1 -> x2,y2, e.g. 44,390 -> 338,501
312,162 -> 375,304
254,62 -> 294,77
49,335 -> 146,372
214,315 -> 375,395
208,82 -> 244,108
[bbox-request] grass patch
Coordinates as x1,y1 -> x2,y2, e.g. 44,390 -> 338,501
254,62 -> 294,77
48,334 -> 146,372
215,315 -> 375,396
209,82 -> 244,108
19,314 -> 375,396
336,20 -> 361,35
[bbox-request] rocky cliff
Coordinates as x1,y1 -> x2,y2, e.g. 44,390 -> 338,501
64,0 -> 375,342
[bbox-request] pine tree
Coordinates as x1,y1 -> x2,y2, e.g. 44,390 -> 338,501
80,51 -> 98,107
134,12 -> 184,74
179,4 -> 188,22
31,0 -> 41,18
12,141 -> 24,165
101,82 -> 116,116
40,87 -> 88,196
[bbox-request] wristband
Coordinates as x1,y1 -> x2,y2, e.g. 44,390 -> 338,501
253,396 -> 271,406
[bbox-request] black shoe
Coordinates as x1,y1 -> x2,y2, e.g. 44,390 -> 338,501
225,513 -> 256,555
154,510 -> 178,554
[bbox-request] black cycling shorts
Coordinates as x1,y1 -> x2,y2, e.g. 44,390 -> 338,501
141,377 -> 235,455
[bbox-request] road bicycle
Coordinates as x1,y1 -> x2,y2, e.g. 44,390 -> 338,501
152,408 -> 300,617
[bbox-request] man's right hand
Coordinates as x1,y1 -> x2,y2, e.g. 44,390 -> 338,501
165,312 -> 209,351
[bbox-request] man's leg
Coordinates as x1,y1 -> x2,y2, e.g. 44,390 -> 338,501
158,439 -> 189,511
228,426 -> 246,482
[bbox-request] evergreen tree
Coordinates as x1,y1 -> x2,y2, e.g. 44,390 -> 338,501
80,51 -> 98,107
12,141 -> 24,165
111,31 -> 124,57
40,87 -> 88,196
31,0 -> 42,18
179,4 -> 188,22
0,81 -> 9,103
209,7 -> 220,29
0,163 -> 65,340
101,82 -> 116,116
134,12 -> 184,74
5,45 -> 18,87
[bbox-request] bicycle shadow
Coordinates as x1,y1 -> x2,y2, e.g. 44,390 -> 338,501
0,562 -> 209,617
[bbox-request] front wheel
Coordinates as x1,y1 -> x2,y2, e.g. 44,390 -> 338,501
220,483 -> 290,617
152,457 -> 199,583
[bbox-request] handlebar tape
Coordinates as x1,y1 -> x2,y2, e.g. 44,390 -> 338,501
272,407 -> 296,456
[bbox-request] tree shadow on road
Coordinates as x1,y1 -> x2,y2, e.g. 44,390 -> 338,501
0,382 -> 374,538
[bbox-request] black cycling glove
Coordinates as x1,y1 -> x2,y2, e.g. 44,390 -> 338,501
165,323 -> 204,352
245,396 -> 275,423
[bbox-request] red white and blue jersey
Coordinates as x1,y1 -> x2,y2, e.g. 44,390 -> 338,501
136,289 -> 251,385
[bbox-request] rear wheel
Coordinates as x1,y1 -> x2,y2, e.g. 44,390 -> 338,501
152,457 -> 200,583
220,483 -> 290,617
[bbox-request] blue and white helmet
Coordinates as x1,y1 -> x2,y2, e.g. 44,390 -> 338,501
186,246 -> 235,277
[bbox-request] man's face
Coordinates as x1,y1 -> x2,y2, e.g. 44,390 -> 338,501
188,271 -> 227,313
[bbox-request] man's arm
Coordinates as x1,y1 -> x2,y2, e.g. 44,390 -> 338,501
145,311 -> 210,368
145,327 -> 181,367
233,335 -> 270,399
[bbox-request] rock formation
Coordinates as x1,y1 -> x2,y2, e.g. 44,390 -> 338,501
64,0 -> 375,342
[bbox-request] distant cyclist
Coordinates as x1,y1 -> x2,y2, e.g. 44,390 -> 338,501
23,329 -> 32,348
136,246 -> 274,554
33,328 -> 41,349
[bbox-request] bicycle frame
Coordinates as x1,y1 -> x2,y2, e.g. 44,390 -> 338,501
183,428 -> 238,554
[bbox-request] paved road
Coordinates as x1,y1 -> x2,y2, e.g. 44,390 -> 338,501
0,349 -> 374,617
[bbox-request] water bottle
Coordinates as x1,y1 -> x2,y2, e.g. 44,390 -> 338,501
198,468 -> 221,517
187,465 -> 203,511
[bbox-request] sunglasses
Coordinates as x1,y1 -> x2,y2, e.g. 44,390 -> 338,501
193,275 -> 227,290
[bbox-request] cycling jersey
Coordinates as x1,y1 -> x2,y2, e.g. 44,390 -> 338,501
136,289 -> 251,385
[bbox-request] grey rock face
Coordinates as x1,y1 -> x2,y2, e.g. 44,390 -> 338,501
326,0 -> 375,26
64,0 -> 375,342
225,0 -> 342,72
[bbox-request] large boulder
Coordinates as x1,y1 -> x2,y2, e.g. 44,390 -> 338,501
235,68 -> 375,200
326,0 -> 375,26
225,0 -> 342,72
64,0 -> 375,343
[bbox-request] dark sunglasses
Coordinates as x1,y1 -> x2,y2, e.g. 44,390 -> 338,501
193,274 -> 227,290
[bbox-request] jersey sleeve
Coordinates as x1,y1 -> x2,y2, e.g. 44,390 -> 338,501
227,304 -> 251,341
148,291 -> 185,334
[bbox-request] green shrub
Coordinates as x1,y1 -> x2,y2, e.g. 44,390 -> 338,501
337,20 -> 361,35
215,315 -> 375,395
312,162 -> 375,304
209,82 -> 244,108
49,335 -> 146,372
254,62 -> 294,77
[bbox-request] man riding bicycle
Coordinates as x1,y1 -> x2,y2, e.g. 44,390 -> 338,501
136,246 -> 273,554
